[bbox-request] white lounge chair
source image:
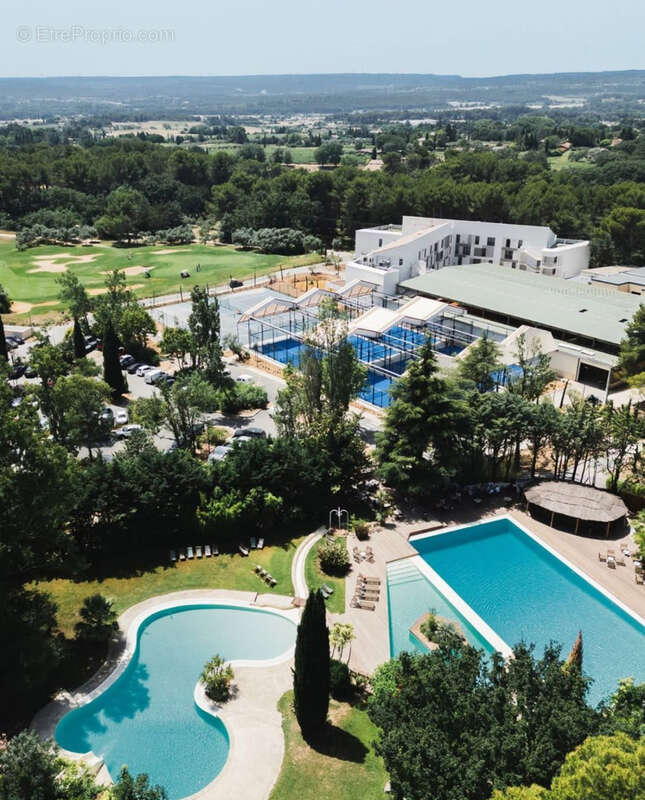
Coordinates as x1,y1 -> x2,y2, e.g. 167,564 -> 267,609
211,544 -> 219,556
179,549 -> 186,561
195,545 -> 203,558
170,549 -> 177,562
187,546 -> 194,559
257,538 -> 264,549
239,544 -> 249,556
204,544 -> 212,557
250,537 -> 257,549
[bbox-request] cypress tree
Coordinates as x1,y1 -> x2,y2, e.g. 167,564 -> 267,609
72,317 -> 86,360
103,318 -> 126,397
0,315 -> 7,362
293,589 -> 330,739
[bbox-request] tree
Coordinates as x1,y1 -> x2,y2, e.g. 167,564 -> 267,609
618,304 -> 645,386
200,654 -> 234,702
187,286 -> 224,382
95,186 -> 150,242
103,318 -> 127,397
599,677 -> 645,738
329,622 -> 355,661
119,305 -> 156,355
0,313 -> 7,362
160,326 -> 193,370
549,733 -> 644,800
0,731 -> 61,800
159,373 -> 218,453
564,630 -> 583,673
315,142 -> 343,165
376,337 -> 466,496
74,594 -> 118,643
111,767 -> 167,800
604,400 -> 643,492
457,336 -> 503,392
507,333 -> 556,401
72,317 -> 86,359
47,373 -> 111,455
293,589 -> 330,739
368,638 -> 598,800
56,271 -> 91,326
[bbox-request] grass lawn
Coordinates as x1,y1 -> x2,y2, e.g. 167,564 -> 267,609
32,539 -> 303,637
304,537 -> 346,614
0,239 -> 319,322
270,691 -> 388,800
547,150 -> 593,171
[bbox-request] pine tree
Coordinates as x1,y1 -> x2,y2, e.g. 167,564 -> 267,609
293,589 -> 330,739
564,630 -> 583,673
72,317 -> 86,360
103,318 -> 127,397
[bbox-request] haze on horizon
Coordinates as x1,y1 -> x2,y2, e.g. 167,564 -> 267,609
1,0 -> 643,79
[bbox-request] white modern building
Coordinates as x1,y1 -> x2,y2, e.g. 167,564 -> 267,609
346,215 -> 590,294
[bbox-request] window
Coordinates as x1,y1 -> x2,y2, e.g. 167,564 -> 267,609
487,237 -> 495,247
456,234 -> 461,244
378,238 -> 382,247
475,236 -> 480,245
518,240 -> 523,247
399,258 -> 403,266
506,238 -> 511,248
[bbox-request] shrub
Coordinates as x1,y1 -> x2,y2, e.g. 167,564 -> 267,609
318,538 -> 350,576
199,426 -> 228,447
201,654 -> 234,702
420,611 -> 440,640
350,515 -> 370,540
329,659 -> 352,699
217,383 -> 268,414
222,334 -> 248,361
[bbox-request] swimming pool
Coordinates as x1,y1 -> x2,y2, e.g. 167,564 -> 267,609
389,517 -> 645,705
55,604 -> 296,800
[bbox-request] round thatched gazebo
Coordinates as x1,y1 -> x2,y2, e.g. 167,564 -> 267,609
524,481 -> 628,537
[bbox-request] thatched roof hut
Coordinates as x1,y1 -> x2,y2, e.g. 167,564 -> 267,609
524,481 -> 628,535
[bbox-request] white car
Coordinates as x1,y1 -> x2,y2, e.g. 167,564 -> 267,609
235,373 -> 253,383
116,423 -> 143,439
114,409 -> 129,426
145,369 -> 165,384
136,364 -> 155,377
207,445 -> 232,463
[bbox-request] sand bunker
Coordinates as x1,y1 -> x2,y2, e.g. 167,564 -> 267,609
7,301 -> 33,313
29,253 -> 99,273
101,266 -> 153,277
151,248 -> 190,255
88,283 -> 144,296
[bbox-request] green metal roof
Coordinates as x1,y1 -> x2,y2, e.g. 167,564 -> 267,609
401,264 -> 642,347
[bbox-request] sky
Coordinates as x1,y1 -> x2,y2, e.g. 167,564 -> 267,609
1,0 -> 643,78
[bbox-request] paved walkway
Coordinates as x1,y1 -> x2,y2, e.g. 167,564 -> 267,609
32,589 -> 300,800
291,528 -> 325,599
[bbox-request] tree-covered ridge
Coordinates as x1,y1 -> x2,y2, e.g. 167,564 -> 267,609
3,131 -> 645,262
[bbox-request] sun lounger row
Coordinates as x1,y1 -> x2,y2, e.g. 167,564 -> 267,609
239,538 -> 265,557
320,583 -> 334,599
351,574 -> 381,610
351,597 -> 376,611
253,564 -> 277,586
599,549 -> 625,568
171,545 -> 219,562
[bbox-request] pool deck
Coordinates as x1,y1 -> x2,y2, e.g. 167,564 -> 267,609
32,589 -> 300,800
331,498 -> 644,677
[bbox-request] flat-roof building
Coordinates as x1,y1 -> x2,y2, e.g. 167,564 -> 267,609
346,215 -> 590,294
400,262 -> 641,353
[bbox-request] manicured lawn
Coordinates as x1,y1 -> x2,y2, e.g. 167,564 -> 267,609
270,691 -> 388,800
304,537 -> 346,614
0,239 -> 319,322
547,150 -> 593,171
33,539 -> 303,637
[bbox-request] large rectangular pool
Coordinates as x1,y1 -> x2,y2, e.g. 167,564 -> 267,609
389,516 -> 644,705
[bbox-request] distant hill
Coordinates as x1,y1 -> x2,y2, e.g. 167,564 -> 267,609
1,70 -> 644,118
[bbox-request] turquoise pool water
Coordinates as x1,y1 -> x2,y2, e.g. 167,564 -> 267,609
55,604 -> 296,800
401,517 -> 645,705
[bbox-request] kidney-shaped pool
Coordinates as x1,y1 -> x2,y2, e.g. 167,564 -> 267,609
55,604 -> 296,800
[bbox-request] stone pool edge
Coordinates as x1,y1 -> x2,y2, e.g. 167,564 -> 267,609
31,588 -> 300,800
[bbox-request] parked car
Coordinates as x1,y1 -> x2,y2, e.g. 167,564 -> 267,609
84,336 -> 98,353
235,373 -> 253,383
115,423 -> 143,439
7,334 -> 24,345
119,354 -> 135,368
5,339 -> 18,350
114,409 -> 129,426
207,445 -> 232,463
145,369 -> 165,384
98,407 -> 114,427
127,361 -> 144,374
24,365 -> 37,378
229,279 -> 243,288
136,364 -> 155,377
232,426 -> 266,439
155,374 -> 175,388
11,395 -> 23,408
9,363 -> 26,379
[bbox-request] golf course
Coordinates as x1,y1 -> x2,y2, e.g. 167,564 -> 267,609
0,237 -> 320,322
